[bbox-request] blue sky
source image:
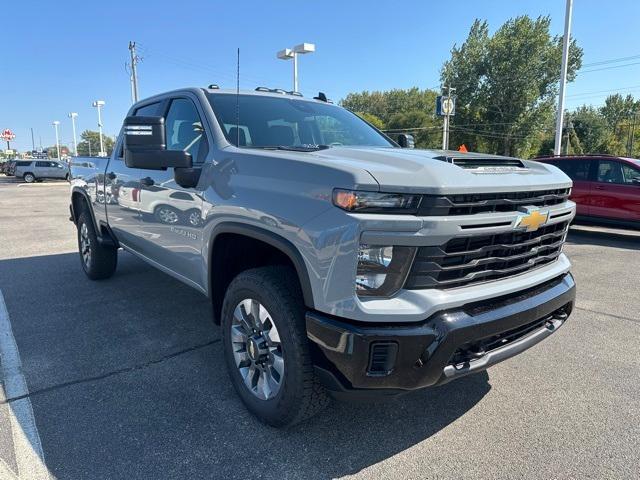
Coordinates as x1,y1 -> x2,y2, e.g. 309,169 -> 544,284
3,0 -> 640,151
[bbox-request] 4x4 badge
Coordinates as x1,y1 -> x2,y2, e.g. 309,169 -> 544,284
514,206 -> 549,232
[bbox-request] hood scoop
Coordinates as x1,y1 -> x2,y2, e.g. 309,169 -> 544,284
434,155 -> 526,171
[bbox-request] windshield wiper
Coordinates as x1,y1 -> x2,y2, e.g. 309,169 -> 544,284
276,145 -> 331,152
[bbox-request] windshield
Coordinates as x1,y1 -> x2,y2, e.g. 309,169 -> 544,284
207,93 -> 394,149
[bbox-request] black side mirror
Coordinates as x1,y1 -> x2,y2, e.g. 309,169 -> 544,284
123,116 -> 192,170
397,134 -> 415,149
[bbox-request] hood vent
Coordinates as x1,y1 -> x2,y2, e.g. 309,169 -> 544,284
435,155 -> 525,170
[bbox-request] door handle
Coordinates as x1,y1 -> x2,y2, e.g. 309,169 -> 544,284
140,177 -> 155,186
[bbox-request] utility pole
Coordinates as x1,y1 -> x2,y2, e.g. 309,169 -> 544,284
627,113 -> 637,157
441,86 -> 456,150
554,0 -> 574,156
30,128 -> 35,151
92,100 -> 106,156
129,41 -> 140,103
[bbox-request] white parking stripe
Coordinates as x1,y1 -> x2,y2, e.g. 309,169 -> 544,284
0,290 -> 50,480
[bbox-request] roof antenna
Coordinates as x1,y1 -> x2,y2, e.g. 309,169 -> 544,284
235,47 -> 240,147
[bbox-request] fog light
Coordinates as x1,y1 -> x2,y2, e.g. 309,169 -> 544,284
356,245 -> 416,297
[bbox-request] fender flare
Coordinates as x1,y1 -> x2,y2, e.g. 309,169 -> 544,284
70,187 -> 118,247
208,222 -> 315,309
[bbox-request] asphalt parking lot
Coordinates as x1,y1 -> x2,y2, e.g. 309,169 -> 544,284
0,181 -> 639,480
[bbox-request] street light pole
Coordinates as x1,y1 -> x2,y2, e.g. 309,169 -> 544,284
92,100 -> 106,156
68,112 -> 78,156
52,121 -> 61,160
277,43 -> 315,92
554,0 -> 573,156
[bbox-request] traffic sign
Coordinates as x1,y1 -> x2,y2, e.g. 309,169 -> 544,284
436,96 -> 456,116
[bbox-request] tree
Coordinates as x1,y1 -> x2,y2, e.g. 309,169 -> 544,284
77,130 -> 115,156
355,112 -> 386,130
342,88 -> 440,148
441,16 -> 583,157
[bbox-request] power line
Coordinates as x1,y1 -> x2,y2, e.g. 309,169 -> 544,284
582,53 -> 640,68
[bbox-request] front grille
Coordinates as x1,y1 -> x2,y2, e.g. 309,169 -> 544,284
405,221 -> 569,290
418,188 -> 570,216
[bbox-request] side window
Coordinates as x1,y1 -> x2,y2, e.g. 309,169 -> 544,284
36,161 -> 48,167
554,159 -> 591,181
621,164 -> 640,184
596,160 -> 625,184
165,98 -> 208,163
134,102 -> 161,116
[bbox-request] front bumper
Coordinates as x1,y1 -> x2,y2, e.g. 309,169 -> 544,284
306,273 -> 575,396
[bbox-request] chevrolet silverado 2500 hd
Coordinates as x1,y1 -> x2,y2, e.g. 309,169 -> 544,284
69,87 -> 576,427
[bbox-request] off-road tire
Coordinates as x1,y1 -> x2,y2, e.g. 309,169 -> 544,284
77,210 -> 117,280
221,266 -> 330,427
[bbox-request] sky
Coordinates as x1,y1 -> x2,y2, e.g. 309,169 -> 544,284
3,0 -> 640,151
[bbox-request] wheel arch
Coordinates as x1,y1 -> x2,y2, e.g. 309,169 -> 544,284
208,223 -> 315,323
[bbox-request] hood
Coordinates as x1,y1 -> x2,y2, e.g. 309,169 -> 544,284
307,147 -> 572,195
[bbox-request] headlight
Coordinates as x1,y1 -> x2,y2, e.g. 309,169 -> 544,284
333,189 -> 421,214
356,245 -> 416,297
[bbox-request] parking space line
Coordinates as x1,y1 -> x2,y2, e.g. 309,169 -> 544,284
0,290 -> 51,480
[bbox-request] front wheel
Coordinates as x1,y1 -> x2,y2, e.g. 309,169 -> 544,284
77,211 -> 117,280
221,266 -> 330,427
23,173 -> 35,183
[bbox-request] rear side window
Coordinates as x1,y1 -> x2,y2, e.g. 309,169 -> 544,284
596,161 -> 624,184
36,161 -> 49,167
16,161 -> 32,167
553,159 -> 591,181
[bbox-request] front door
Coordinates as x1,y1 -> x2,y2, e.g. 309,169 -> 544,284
133,96 -> 209,285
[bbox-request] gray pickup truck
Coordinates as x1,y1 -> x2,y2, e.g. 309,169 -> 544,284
69,87 -> 576,427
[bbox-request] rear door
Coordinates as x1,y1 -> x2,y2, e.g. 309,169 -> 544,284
591,159 -> 640,221
548,158 -> 593,216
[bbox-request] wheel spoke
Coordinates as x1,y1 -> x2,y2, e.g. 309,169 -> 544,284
271,352 -> 284,380
256,367 -> 271,400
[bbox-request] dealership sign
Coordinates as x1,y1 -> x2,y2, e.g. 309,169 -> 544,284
1,129 -> 16,142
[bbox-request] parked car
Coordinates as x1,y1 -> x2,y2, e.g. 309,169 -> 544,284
14,160 -> 70,183
536,155 -> 640,227
69,86 -> 576,427
2,160 -> 18,176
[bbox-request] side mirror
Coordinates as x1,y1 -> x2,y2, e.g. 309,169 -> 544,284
123,116 -> 192,170
397,134 -> 415,149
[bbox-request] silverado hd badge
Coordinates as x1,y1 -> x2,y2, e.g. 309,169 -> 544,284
514,206 -> 549,232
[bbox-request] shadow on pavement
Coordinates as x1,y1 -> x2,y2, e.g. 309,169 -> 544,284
567,225 -> 640,251
0,251 -> 490,479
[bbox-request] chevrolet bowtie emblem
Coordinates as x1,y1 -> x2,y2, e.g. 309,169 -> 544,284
515,207 -> 549,232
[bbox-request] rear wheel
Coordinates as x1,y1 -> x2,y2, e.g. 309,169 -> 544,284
221,266 -> 329,427
23,173 -> 35,183
77,210 -> 117,280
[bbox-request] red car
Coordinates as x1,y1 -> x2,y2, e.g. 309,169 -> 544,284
536,155 -> 640,227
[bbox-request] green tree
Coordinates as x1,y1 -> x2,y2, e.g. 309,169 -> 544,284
77,130 -> 115,156
355,112 -> 386,130
441,16 -> 583,156
342,88 -> 440,148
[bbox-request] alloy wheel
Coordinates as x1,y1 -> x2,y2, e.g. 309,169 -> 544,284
230,299 -> 284,400
80,223 -> 91,267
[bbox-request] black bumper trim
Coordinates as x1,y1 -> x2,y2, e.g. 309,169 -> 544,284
306,273 -> 576,394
